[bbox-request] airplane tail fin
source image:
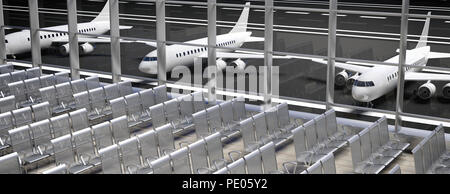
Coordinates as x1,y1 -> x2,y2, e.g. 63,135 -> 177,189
91,0 -> 110,23
229,2 -> 250,34
415,12 -> 431,49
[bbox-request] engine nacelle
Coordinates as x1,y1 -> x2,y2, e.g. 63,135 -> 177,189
442,83 -> 450,99
418,82 -> 436,100
346,74 -> 359,90
231,59 -> 246,72
59,43 -> 70,56
216,59 -> 227,71
335,70 -> 349,87
79,43 -> 95,54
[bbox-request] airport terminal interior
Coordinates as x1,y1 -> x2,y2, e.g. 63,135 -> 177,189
0,0 -> 450,174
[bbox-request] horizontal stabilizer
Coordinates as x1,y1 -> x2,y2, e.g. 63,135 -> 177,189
244,36 -> 264,43
428,51 -> 450,59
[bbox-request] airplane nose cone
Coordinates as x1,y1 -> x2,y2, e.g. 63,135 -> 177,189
138,62 -> 158,74
352,87 -> 371,102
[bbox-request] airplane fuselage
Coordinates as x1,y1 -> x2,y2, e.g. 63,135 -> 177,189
5,21 -> 110,55
138,31 -> 252,74
352,46 -> 430,102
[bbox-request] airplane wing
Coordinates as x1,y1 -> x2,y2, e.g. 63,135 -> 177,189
428,51 -> 450,59
135,40 -> 158,47
244,37 -> 264,43
119,25 -> 133,30
198,51 -> 291,59
311,59 -> 373,73
405,71 -> 450,81
52,37 -> 133,44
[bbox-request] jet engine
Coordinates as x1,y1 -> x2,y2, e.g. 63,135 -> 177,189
79,43 -> 95,54
346,74 -> 359,90
417,81 -> 436,100
231,59 -> 246,71
216,59 -> 227,71
59,43 -> 70,56
335,70 -> 349,87
442,83 -> 450,99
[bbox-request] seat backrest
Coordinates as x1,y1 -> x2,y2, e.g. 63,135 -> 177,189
189,139 -> 209,173
435,125 -> 446,157
314,115 -> 328,143
92,121 -> 113,151
206,106 -> 222,133
137,130 -> 159,162
292,125 -> 307,159
103,83 -> 120,101
156,124 -> 175,153
73,91 -> 91,111
320,152 -> 336,174
205,132 -> 224,165
118,136 -> 141,172
54,72 -> 71,84
8,81 -> 26,102
24,77 -> 41,98
118,81 -> 133,96
153,85 -> 168,104
412,142 -> 424,174
89,87 -> 106,110
260,142 -> 278,174
31,101 -> 51,122
85,76 -> 100,90
125,93 -> 143,117
51,134 -> 75,166
422,140 -> 433,171
0,94 -> 15,113
25,67 -> 41,78
240,117 -> 256,149
99,144 -> 122,174
72,127 -> 96,159
39,74 -> 55,87
50,114 -> 71,138
55,82 -> 74,103
110,97 -> 127,118
359,128 -> 372,161
191,92 -> 206,112
29,119 -> 53,152
110,116 -> 130,142
12,106 -> 33,128
0,152 -> 22,174
150,155 -> 172,174
244,149 -> 263,174
139,89 -> 156,109
39,86 -> 58,107
303,119 -> 317,150
193,110 -> 209,139
228,158 -> 246,174
253,113 -> 268,141
169,147 -> 191,174
232,97 -> 246,121
0,64 -> 13,74
219,101 -> 234,125
150,103 -> 166,128
8,125 -> 33,158
348,135 -> 362,169
10,70 -> 26,82
0,73 -> 12,88
164,98 -> 180,123
179,94 -> 194,117
70,79 -> 87,94
276,103 -> 290,128
265,109 -> 278,135
0,112 -> 14,136
324,109 -> 338,136
369,124 -> 381,152
378,117 -> 390,145
429,133 -> 439,163
69,108 -> 89,132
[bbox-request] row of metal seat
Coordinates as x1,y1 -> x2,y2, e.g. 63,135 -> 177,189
74,81 -> 134,121
0,152 -> 22,174
8,72 -> 71,107
49,116 -> 130,174
193,97 -> 246,140
0,101 -> 51,137
349,116 -> 409,174
214,142 -> 279,174
0,67 -> 41,98
412,124 -> 449,174
2,108 -> 90,171
239,103 -> 298,153
110,85 -> 167,128
98,123 -> 178,174
39,76 -> 101,114
149,91 -> 208,135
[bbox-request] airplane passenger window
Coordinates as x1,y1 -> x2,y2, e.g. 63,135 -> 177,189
143,57 -> 157,61
27,38 -> 30,41
4,39 -> 8,43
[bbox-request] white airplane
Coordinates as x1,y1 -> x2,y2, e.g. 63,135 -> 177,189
311,12 -> 450,103
138,2 -> 289,74
4,0 -> 132,57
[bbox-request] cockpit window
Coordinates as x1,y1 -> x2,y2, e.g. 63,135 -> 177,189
143,57 -> 157,61
353,80 -> 375,87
